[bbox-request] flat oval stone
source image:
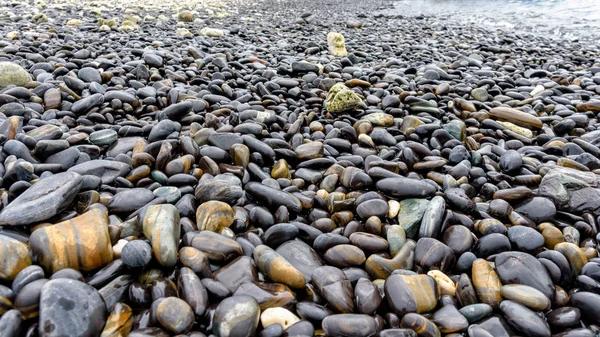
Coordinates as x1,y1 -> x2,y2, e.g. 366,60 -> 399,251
0,235 -> 31,281
39,279 -> 107,337
311,266 -> 355,313
254,245 -> 306,289
196,200 -> 234,232
415,238 -> 455,272
499,300 -> 550,337
500,284 -> 550,311
156,297 -> 194,334
377,178 -> 436,199
213,295 -> 260,337
0,172 -> 83,226
546,306 -> 580,328
385,274 -> 437,316
324,244 -> 366,268
245,182 -> 302,213
260,307 -> 300,330
30,209 -> 113,273
356,199 -> 389,219
507,226 -> 544,252
418,196 -> 446,239
354,278 -> 382,314
108,188 -> 155,213
68,160 -> 130,184
191,231 -> 242,263
397,199 -> 429,238
432,303 -> 469,333
100,302 -> 133,337
142,204 -> 180,267
275,240 -> 322,282
195,179 -> 243,204
121,240 -> 152,268
472,259 -> 502,309
89,129 -> 118,146
322,314 -> 378,337
400,313 -> 440,337
570,291 -> 600,325
514,197 -> 556,224
213,256 -> 258,293
495,251 -> 555,301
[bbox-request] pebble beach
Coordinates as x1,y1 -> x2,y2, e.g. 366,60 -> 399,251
0,0 -> 600,336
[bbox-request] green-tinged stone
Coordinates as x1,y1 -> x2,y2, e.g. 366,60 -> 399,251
142,204 -> 180,268
444,120 -> 466,141
397,199 -> 429,239
0,62 -> 31,87
325,83 -> 363,113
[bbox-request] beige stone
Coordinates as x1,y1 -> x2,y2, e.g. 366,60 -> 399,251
260,307 -> 300,330
327,32 -> 347,57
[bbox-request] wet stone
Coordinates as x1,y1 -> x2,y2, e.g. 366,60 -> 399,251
39,279 -> 107,337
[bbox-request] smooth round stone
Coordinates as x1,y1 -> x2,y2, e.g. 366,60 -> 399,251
121,240 -> 152,268
514,197 -> 556,223
442,225 -> 473,255
458,303 -> 493,323
322,314 -> 378,337
254,245 -> 306,289
108,188 -> 155,213
30,209 -> 113,273
192,231 -> 243,263
385,274 -> 437,316
179,247 -> 211,277
68,160 -> 130,185
78,67 -> 102,83
275,240 -> 323,282
0,234 -> 31,281
12,265 -> 44,294
387,225 -> 406,256
472,259 -> 502,309
156,297 -> 194,334
340,167 -> 372,190
312,266 -> 355,313
500,284 -> 550,311
473,233 -> 511,258
495,251 -> 555,301
0,172 -> 83,226
427,270 -> 456,296
100,302 -> 133,337
499,150 -> 522,174
142,204 -> 180,268
546,307 -> 580,328
324,244 -> 366,268
379,329 -> 417,337
507,226 -> 544,252
259,323 -> 283,337
570,292 -> 600,325
89,129 -> 118,146
418,196 -> 446,239
213,296 -> 260,337
397,199 -> 429,238
152,186 -> 181,203
0,62 -> 31,87
400,313 -> 440,337
415,238 -> 455,272
213,256 -> 258,293
178,267 -> 208,316
196,200 -> 234,232
377,178 -> 436,199
499,300 -> 551,337
355,278 -> 382,314
0,308 -> 23,336
14,278 -> 47,319
432,303 -> 469,333
260,307 -> 300,330
39,279 -> 107,337
356,199 -> 389,219
350,232 -> 389,252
